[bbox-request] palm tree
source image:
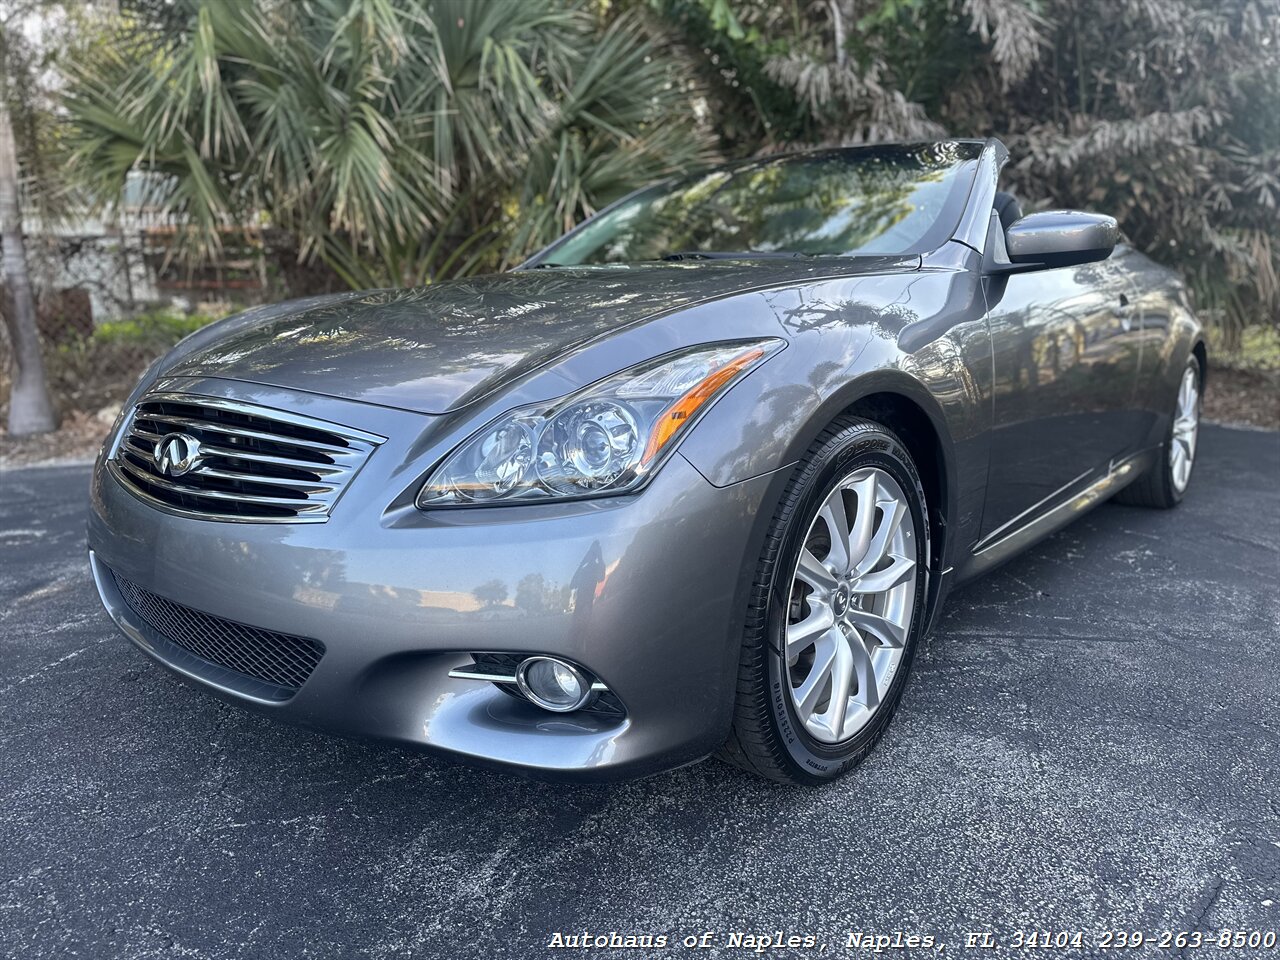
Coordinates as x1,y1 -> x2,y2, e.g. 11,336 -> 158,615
0,23 -> 57,436
61,0 -> 716,291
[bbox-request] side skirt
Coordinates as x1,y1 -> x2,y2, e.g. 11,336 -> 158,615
962,446 -> 1162,580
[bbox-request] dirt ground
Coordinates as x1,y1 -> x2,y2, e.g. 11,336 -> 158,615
0,409 -> 117,469
1201,365 -> 1280,430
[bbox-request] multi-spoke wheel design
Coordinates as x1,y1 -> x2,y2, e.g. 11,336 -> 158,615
785,467 -> 917,744
1170,365 -> 1199,493
721,417 -> 927,784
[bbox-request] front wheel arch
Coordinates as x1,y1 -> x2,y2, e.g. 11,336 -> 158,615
813,379 -> 956,631
710,377 -> 959,750
1192,338 -> 1208,392
842,390 -> 948,579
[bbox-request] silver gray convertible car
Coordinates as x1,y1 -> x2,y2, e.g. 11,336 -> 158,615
89,139 -> 1205,784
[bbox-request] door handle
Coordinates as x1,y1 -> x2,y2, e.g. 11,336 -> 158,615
1112,293 -> 1133,331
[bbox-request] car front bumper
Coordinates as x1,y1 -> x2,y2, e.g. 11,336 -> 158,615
87,379 -> 780,781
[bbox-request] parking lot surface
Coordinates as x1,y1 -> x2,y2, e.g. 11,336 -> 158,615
1,424 -> 1277,959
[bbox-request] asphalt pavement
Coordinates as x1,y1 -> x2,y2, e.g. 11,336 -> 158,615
1,424 -> 1278,959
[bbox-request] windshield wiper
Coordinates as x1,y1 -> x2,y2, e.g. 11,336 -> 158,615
659,251 -> 826,262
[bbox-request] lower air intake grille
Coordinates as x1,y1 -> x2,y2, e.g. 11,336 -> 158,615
112,571 -> 324,694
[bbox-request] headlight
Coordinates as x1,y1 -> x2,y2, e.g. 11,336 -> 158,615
417,339 -> 783,507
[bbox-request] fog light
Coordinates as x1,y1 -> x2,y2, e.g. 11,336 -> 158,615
516,656 -> 592,712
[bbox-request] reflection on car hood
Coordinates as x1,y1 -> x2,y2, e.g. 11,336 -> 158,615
166,258 -> 914,414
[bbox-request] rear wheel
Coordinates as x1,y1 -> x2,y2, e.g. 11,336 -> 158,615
1115,357 -> 1201,509
719,418 -> 929,785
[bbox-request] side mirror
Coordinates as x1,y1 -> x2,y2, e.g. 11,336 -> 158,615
1004,210 -> 1118,270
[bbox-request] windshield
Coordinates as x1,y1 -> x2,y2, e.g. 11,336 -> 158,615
537,142 -> 983,266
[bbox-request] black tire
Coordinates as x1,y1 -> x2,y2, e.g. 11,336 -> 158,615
1114,356 -> 1201,509
718,417 -> 930,785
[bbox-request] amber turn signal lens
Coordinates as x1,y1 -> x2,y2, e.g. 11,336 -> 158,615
641,346 -> 766,465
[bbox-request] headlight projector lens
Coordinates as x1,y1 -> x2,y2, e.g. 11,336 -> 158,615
538,400 -> 640,492
516,656 -> 593,712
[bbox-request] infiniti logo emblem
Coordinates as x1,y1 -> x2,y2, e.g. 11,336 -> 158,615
832,583 -> 850,617
154,433 -> 202,477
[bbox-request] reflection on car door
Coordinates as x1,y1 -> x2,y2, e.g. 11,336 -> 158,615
1119,251 -> 1175,446
979,248 -> 1143,544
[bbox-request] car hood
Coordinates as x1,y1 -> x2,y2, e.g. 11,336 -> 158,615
165,258 -> 915,414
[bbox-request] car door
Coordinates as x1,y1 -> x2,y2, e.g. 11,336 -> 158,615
979,250 -> 1142,543
1113,244 -> 1171,447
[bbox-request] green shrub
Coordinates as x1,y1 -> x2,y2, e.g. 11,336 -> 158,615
43,309 -> 232,416
92,310 -> 222,348
1208,325 -> 1280,373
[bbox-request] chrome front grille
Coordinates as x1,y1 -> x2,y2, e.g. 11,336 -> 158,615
109,393 -> 383,522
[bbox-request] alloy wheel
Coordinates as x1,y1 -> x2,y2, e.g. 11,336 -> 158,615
785,467 -> 918,744
1170,366 -> 1199,493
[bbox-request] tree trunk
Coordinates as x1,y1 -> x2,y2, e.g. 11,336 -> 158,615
0,93 -> 57,436
829,0 -> 847,67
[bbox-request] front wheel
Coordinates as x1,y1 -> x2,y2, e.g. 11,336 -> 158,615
719,418 -> 929,785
